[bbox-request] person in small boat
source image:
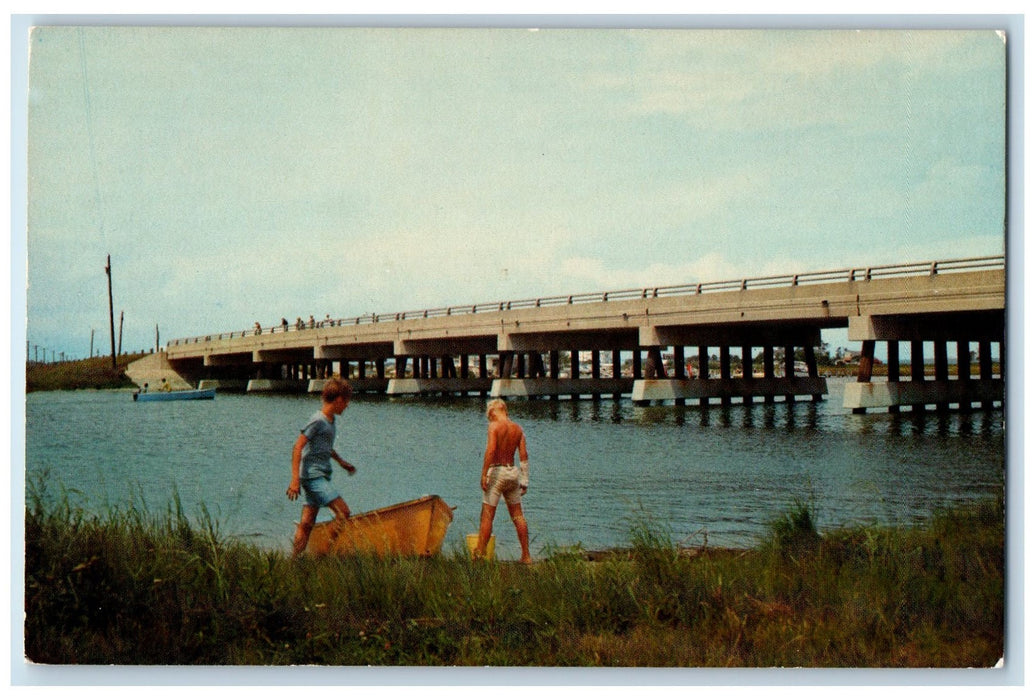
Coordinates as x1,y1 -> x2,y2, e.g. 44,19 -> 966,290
473,398 -> 532,564
286,378 -> 358,556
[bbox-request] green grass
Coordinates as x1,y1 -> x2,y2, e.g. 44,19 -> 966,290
24,477 -> 1003,666
26,353 -> 147,392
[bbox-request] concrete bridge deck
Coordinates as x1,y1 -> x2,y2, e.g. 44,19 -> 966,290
130,256 -> 1005,412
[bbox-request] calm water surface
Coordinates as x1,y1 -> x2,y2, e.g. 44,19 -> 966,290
24,378 -> 1005,560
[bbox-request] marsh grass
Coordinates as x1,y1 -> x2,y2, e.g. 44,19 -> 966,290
24,476 -> 1003,667
26,353 -> 146,392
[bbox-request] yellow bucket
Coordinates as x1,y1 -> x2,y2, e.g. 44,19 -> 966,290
465,533 -> 496,559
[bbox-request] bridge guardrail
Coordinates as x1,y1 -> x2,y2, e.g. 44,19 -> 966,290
166,255 -> 1005,348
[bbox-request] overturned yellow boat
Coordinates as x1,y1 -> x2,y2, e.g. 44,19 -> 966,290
306,495 -> 455,557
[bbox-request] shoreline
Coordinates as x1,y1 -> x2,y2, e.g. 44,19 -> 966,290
24,493 -> 1004,666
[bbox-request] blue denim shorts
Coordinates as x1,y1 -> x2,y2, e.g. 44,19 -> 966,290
301,476 -> 340,508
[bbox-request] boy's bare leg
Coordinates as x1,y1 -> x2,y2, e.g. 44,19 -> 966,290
329,497 -> 351,520
474,503 -> 496,558
507,502 -> 532,564
292,505 -> 319,557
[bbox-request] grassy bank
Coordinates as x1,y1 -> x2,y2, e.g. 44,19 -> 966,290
24,481 -> 1003,667
26,353 -> 146,393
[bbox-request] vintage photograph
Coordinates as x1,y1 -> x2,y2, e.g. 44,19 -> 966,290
17,18 -> 1010,679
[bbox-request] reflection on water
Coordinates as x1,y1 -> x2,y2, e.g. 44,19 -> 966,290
24,384 -> 1005,559
644,401 -> 825,432
845,408 -> 1004,438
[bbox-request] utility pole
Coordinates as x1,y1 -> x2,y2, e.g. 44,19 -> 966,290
90,329 -> 95,358
105,254 -> 116,369
118,311 -> 124,356
155,324 -> 160,353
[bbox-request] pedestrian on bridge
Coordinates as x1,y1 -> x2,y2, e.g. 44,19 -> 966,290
286,378 -> 358,556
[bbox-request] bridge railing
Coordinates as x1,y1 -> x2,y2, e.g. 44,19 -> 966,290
166,255 -> 1004,348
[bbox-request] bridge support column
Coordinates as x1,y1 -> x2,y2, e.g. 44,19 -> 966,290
442,355 -> 457,379
492,377 -> 634,399
672,346 -> 686,405
851,340 -> 877,414
843,314 -> 1003,413
762,346 -> 775,404
741,345 -> 754,405
499,352 -> 514,379
698,346 -> 710,405
388,376 -> 495,396
782,346 -> 795,402
644,347 -> 666,379
979,340 -> 995,410
886,341 -> 901,413
720,347 -> 732,406
631,337 -> 828,406
802,346 -> 821,401
612,349 -> 623,400
934,341 -> 950,411
529,352 -> 546,379
632,376 -> 828,404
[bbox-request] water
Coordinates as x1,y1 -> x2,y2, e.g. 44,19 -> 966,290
23,378 -> 1005,560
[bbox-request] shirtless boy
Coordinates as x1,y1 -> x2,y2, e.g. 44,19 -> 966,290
474,398 -> 532,563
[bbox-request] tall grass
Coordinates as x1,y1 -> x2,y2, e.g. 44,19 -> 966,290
24,476 -> 1003,667
26,353 -> 146,392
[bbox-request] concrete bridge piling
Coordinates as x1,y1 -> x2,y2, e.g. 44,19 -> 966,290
137,256 -> 1004,413
843,311 -> 1003,413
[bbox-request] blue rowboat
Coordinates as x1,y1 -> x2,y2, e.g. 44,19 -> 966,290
133,388 -> 216,402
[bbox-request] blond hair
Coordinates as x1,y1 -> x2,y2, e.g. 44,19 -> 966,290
486,398 -> 508,419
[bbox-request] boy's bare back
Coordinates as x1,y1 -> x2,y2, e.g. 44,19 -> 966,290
487,418 -> 528,466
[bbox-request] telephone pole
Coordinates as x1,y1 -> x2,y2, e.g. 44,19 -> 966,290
105,254 -> 116,369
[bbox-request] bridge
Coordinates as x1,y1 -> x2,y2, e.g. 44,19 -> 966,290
127,256 -> 1005,413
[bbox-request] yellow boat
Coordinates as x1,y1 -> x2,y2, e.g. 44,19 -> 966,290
305,495 -> 455,557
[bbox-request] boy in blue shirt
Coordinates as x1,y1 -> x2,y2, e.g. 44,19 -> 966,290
286,378 -> 358,556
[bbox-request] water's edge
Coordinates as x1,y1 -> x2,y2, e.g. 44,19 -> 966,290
24,380 -> 1005,559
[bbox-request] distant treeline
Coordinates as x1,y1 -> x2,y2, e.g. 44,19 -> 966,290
26,353 -> 147,393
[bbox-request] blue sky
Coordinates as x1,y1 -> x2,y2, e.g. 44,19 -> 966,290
20,25 -> 1006,360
